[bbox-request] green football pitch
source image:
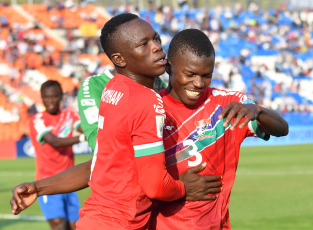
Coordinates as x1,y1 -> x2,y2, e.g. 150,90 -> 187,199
1,144 -> 312,230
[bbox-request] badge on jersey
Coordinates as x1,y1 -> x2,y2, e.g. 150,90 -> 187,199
194,118 -> 212,137
242,96 -> 255,104
81,99 -> 96,106
83,106 -> 99,124
156,115 -> 165,138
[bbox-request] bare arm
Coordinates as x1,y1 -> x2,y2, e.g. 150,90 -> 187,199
42,131 -> 85,148
35,160 -> 91,195
11,160 -> 91,215
254,105 -> 289,136
219,102 -> 289,137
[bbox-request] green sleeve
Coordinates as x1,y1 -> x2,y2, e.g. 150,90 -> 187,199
77,72 -> 112,151
153,76 -> 167,92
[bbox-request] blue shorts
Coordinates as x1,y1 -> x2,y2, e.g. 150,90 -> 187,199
38,192 -> 80,222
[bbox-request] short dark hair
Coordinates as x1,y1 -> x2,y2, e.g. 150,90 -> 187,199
168,29 -> 215,63
40,80 -> 63,96
100,13 -> 139,58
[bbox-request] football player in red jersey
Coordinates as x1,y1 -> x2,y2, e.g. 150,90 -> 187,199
151,28 -> 288,230
29,80 -> 85,230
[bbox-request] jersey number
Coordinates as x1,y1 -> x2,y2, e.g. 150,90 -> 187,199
183,139 -> 202,167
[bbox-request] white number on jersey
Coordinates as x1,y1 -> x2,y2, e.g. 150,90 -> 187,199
183,139 -> 202,167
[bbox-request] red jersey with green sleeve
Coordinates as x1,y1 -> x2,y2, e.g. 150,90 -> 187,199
77,74 -> 185,230
29,109 -> 81,180
153,87 -> 269,230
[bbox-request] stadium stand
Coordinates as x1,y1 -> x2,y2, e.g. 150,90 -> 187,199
0,2 -> 112,141
22,3 -> 109,29
0,1 -> 313,143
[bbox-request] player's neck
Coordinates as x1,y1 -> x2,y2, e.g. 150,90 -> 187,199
117,71 -> 155,89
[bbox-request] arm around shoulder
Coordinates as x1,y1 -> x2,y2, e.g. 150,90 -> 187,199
256,105 -> 289,137
135,153 -> 185,201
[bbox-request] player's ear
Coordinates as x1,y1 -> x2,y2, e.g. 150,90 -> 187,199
166,59 -> 171,75
111,53 -> 126,68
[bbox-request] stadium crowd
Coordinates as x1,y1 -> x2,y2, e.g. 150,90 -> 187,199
0,1 -> 312,140
110,1 -> 313,112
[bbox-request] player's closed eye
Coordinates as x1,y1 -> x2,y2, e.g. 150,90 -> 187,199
204,74 -> 212,79
140,41 -> 148,46
154,35 -> 162,45
184,72 -> 194,78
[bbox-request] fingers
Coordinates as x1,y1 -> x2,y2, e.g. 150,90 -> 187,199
206,186 -> 222,194
195,177 -> 223,199
197,185 -> 223,201
202,175 -> 222,182
14,185 -> 27,207
204,180 -> 223,189
203,180 -> 223,195
10,196 -> 23,215
11,187 -> 23,209
228,111 -> 246,130
218,103 -> 232,120
10,198 -> 18,214
222,104 -> 245,129
10,184 -> 28,214
219,103 -> 240,128
186,188 -> 222,201
184,175 -> 223,201
219,102 -> 259,130
202,194 -> 219,200
238,117 -> 251,129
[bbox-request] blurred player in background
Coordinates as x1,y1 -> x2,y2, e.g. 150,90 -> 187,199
29,80 -> 86,230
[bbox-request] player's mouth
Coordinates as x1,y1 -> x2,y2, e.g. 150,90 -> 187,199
154,53 -> 167,65
186,89 -> 202,98
47,104 -> 55,110
46,104 -> 58,112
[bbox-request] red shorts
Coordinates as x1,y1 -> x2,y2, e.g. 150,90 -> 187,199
76,213 -> 128,230
76,212 -> 150,230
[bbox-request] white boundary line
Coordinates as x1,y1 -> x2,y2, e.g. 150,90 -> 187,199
0,214 -> 44,221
